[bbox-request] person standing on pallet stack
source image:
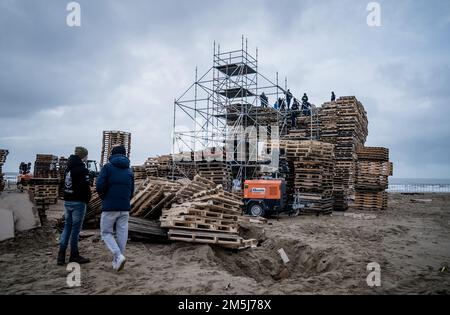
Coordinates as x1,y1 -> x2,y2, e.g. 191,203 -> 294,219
301,93 -> 311,116
331,91 -> 336,102
291,98 -> 300,128
285,89 -> 293,109
96,145 -> 134,272
260,92 -> 269,107
57,146 -> 92,266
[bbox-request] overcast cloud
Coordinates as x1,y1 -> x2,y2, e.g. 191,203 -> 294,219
0,0 -> 449,178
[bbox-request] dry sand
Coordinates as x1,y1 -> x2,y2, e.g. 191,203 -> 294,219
0,192 -> 449,295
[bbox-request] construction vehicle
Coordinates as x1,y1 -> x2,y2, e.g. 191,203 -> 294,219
243,178 -> 303,217
17,162 -> 33,192
85,160 -> 99,186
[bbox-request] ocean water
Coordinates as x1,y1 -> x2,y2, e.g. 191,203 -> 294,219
388,178 -> 450,193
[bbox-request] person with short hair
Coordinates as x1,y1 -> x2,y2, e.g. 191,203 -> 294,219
96,145 -> 134,272
57,146 -> 92,266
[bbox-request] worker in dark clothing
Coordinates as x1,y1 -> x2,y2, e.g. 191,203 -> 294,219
291,98 -> 300,128
331,91 -> 336,102
301,100 -> 311,116
292,98 -> 300,111
285,89 -> 293,109
57,146 -> 92,266
97,145 -> 134,272
280,98 -> 286,111
19,162 -> 26,175
260,92 -> 269,107
301,93 -> 311,116
302,93 -> 308,105
276,97 -> 283,111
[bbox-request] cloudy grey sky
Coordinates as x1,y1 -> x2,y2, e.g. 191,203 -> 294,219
1,0 -> 449,178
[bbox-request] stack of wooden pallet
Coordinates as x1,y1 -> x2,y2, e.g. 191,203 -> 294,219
283,126 -> 308,140
143,157 -> 159,177
173,161 -> 198,180
28,178 -> 59,221
282,140 -> 335,215
130,177 -> 183,219
0,149 -> 9,191
29,178 -> 59,204
161,177 -> 257,249
318,97 -> 368,210
196,160 -> 232,190
100,130 -> 131,167
132,165 -> 147,180
296,113 -> 321,140
354,147 -> 392,211
33,154 -> 58,178
155,155 -> 174,178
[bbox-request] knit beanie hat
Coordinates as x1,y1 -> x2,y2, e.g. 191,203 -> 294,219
111,145 -> 126,156
74,146 -> 88,159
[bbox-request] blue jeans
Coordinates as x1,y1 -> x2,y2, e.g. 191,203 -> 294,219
60,201 -> 86,253
100,212 -> 129,258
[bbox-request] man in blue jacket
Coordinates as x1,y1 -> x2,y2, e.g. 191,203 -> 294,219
96,145 -> 134,271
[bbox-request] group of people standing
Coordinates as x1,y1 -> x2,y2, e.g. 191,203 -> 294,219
57,145 -> 134,272
260,90 -> 337,128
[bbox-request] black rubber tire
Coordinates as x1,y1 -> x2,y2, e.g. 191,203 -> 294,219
248,203 -> 265,217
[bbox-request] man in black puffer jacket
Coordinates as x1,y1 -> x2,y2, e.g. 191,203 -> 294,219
96,145 -> 134,272
57,146 -> 92,266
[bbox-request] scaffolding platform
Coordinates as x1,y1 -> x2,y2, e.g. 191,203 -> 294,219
215,63 -> 257,76
172,38 -> 298,183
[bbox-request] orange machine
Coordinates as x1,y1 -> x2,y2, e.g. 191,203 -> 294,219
243,179 -> 286,217
244,179 -> 283,199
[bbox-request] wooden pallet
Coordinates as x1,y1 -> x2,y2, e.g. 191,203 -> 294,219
354,191 -> 388,211
33,154 -> 59,178
167,228 -> 255,249
0,149 -> 9,164
100,130 -> 131,167
357,147 -> 389,162
161,219 -> 238,233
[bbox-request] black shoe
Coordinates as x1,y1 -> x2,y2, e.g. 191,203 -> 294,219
69,252 -> 90,264
57,249 -> 66,266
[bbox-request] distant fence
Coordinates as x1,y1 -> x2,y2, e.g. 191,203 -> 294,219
5,176 -> 17,187
388,184 -> 450,193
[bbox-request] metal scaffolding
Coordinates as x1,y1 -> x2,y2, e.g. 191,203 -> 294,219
172,38 -> 297,182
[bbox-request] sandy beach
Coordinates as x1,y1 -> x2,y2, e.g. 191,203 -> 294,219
0,192 -> 449,295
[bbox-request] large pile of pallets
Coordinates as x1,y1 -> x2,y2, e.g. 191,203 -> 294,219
130,177 -> 182,219
318,97 -> 368,210
100,130 -> 131,167
0,149 -> 9,191
160,176 -> 257,249
282,140 -> 335,215
196,160 -> 232,190
143,157 -> 159,177
71,174 -> 257,249
132,165 -> 147,180
33,154 -> 58,178
354,147 -> 392,211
